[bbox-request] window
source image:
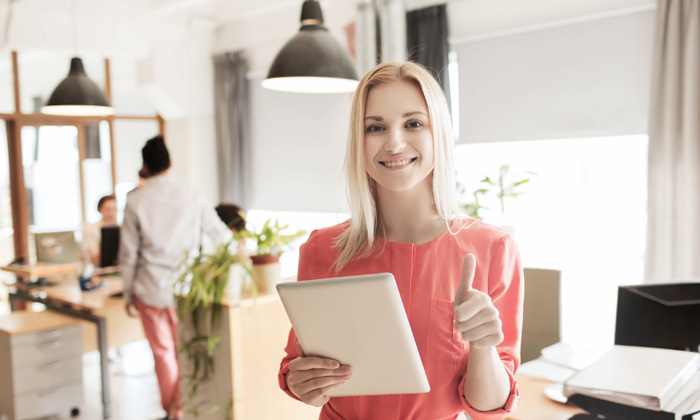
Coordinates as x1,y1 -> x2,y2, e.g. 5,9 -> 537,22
455,135 -> 648,350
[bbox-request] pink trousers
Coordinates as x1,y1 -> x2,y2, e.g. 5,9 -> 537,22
135,295 -> 182,419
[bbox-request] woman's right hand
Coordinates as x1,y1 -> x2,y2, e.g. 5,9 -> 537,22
286,342 -> 352,407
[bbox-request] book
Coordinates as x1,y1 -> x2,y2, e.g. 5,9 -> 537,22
563,345 -> 700,411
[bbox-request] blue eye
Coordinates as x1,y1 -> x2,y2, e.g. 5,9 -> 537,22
366,125 -> 384,133
406,120 -> 422,129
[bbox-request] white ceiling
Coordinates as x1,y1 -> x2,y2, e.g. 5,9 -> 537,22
1,0 -> 656,58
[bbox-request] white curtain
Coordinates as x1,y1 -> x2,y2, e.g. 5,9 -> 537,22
645,0 -> 700,283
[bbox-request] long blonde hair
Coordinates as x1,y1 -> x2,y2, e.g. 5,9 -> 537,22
333,62 -> 460,271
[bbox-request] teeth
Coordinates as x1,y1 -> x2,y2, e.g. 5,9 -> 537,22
383,159 -> 412,167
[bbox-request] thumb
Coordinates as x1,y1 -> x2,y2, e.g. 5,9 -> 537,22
454,253 -> 476,305
295,340 -> 305,357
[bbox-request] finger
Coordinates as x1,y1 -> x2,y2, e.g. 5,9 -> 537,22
304,382 -> 345,407
454,253 -> 476,306
458,321 -> 504,346
300,376 -> 350,405
454,308 -> 496,332
296,340 -> 306,357
289,356 -> 341,371
287,366 -> 352,386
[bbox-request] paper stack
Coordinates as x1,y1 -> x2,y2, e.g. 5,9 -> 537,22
562,345 -> 700,419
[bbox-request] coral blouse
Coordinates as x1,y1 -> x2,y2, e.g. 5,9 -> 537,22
278,219 -> 523,420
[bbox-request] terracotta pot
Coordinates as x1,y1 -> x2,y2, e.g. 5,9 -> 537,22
251,255 -> 282,293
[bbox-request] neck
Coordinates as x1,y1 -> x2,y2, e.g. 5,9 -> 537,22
375,177 -> 445,244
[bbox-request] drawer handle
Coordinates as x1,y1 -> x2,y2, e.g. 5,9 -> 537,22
39,386 -> 64,397
39,361 -> 65,370
37,329 -> 63,340
37,340 -> 63,349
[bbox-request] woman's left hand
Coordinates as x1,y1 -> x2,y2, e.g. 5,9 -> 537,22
453,254 -> 504,349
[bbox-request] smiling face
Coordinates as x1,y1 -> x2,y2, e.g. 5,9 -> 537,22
363,80 -> 434,193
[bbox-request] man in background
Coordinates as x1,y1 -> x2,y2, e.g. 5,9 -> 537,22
119,135 -> 232,420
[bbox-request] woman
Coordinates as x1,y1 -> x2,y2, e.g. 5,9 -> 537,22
278,62 -> 524,420
82,195 -> 118,266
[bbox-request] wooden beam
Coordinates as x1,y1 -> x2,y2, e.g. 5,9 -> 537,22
5,120 -> 29,260
157,114 -> 165,138
108,121 -> 117,195
76,125 -> 88,228
104,58 -> 112,105
12,51 -> 20,114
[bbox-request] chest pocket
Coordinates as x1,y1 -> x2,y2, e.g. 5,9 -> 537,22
427,298 -> 467,364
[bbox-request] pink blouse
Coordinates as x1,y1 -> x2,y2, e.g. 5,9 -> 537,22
278,219 -> 523,420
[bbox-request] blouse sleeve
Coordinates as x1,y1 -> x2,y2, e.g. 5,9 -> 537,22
459,234 -> 524,419
278,230 -> 319,400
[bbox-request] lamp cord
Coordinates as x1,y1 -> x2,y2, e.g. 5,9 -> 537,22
71,0 -> 77,55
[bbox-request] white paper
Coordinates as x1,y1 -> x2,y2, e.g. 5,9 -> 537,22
519,358 -> 577,383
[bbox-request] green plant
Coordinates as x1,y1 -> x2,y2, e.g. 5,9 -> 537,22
174,240 -> 251,418
242,218 -> 306,257
458,164 -> 534,221
481,164 -> 533,216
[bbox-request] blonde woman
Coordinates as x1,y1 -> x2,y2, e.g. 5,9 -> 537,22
279,62 -> 523,420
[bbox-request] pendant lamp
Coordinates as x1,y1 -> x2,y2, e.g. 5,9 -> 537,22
42,0 -> 114,116
262,0 -> 359,94
42,57 -> 115,116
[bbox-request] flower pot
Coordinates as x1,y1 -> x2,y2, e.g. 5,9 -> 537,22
251,255 -> 282,294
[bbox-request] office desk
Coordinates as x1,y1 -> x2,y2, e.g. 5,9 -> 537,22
511,374 -> 585,420
6,275 -> 142,420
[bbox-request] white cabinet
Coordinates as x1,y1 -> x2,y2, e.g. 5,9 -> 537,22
0,311 -> 84,420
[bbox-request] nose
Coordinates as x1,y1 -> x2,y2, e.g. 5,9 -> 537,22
384,128 -> 406,153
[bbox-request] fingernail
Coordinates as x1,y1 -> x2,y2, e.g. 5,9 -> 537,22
339,366 -> 351,374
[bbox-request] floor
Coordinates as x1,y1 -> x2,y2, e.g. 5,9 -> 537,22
40,340 -> 166,420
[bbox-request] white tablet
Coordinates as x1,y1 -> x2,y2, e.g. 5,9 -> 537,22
276,273 -> 430,397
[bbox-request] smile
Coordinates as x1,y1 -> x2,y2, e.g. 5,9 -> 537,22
381,158 -> 417,168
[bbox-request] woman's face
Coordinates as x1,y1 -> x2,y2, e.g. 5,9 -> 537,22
363,80 -> 434,193
99,199 -> 117,223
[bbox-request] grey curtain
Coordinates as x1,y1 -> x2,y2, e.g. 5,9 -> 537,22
645,0 -> 700,283
213,51 -> 250,208
406,4 -> 451,108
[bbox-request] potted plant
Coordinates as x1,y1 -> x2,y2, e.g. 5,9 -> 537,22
174,240 -> 251,417
241,218 -> 306,293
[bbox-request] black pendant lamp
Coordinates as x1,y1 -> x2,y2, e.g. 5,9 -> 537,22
42,57 -> 115,116
262,0 -> 359,94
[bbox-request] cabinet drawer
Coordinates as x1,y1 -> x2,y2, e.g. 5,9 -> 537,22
11,333 -> 82,368
15,380 -> 82,420
13,356 -> 83,395
10,324 -> 81,347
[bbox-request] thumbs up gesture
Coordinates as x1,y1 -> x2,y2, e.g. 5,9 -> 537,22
453,254 -> 504,349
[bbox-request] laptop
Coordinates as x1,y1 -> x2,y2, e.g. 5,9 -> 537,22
34,231 -> 79,264
276,273 -> 430,397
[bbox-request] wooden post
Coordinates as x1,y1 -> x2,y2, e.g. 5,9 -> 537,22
12,51 -> 20,113
76,125 -> 87,228
105,58 -> 117,195
157,114 -> 166,138
5,121 -> 29,261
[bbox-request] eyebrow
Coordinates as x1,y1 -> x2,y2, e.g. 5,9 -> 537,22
364,111 -> 427,122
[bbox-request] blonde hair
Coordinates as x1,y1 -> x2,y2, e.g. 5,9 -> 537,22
333,62 -> 461,271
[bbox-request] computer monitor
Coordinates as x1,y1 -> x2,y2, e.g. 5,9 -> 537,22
100,226 -> 120,268
35,231 -> 79,264
614,282 -> 700,351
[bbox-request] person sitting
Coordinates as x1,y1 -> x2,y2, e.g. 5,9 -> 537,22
82,195 -> 118,266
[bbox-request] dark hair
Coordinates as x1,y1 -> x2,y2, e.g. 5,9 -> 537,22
142,135 -> 170,175
215,203 -> 246,232
97,195 -> 115,212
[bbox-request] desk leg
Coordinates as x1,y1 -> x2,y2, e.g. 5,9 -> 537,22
97,317 -> 111,419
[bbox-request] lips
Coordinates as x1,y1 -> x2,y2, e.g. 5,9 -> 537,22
380,157 -> 417,168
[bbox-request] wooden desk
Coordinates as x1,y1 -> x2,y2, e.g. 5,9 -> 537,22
1,263 -> 78,279
6,274 -> 143,420
510,374 -> 585,420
